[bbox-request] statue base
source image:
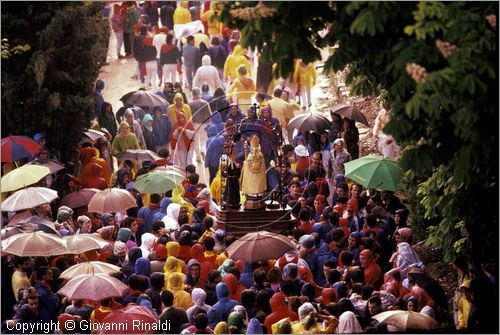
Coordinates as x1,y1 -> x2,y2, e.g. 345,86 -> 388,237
215,201 -> 295,236
244,196 -> 266,210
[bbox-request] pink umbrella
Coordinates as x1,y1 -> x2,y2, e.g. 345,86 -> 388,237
60,188 -> 100,209
100,305 -> 158,334
57,273 -> 128,301
87,188 -> 137,214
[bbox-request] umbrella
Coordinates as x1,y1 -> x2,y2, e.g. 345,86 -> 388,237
152,164 -> 185,176
60,188 -> 101,209
60,261 -> 122,280
7,210 -> 32,225
344,154 -> 403,192
59,234 -> 110,254
57,273 -> 129,301
82,129 -> 106,142
330,104 -> 370,126
1,165 -> 51,193
18,216 -> 59,235
226,231 -> 296,264
121,90 -> 167,107
100,305 -> 158,334
1,187 -> 59,212
87,188 -> 137,214
1,231 -> 66,257
287,113 -> 332,132
26,159 -> 65,174
372,310 -> 439,330
1,136 -> 42,163
119,90 -> 138,103
114,149 -> 161,162
134,170 -> 184,194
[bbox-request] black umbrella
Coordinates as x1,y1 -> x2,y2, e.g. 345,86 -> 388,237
329,104 -> 370,126
287,113 -> 332,132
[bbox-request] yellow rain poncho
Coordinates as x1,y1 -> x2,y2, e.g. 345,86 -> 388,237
166,272 -> 193,310
224,45 -> 251,82
173,1 -> 191,25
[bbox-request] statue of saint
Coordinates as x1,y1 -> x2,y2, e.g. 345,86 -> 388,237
240,135 -> 267,198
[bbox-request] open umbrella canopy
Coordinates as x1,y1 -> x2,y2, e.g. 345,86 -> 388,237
344,154 -> 403,192
114,149 -> 161,162
57,273 -> 129,301
1,136 -> 42,163
59,234 -> 110,254
87,188 -> 137,214
152,164 -> 185,176
60,188 -> 100,209
226,231 -> 296,264
134,170 -> 184,194
1,187 -> 59,212
372,310 -> 439,331
287,113 -> 332,132
82,129 -> 106,142
26,159 -> 65,174
18,215 -> 59,235
60,261 -> 121,280
330,104 -> 370,126
100,305 -> 158,334
1,231 -> 66,257
121,90 -> 167,107
1,165 -> 51,193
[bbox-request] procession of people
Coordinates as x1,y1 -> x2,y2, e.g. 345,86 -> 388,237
1,1 -> 496,334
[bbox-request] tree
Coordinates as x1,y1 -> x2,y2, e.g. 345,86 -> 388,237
219,3 -> 498,330
1,2 -> 109,161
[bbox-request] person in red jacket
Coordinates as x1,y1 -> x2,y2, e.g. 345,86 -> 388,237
360,249 -> 384,290
264,292 -> 299,333
223,273 -> 246,303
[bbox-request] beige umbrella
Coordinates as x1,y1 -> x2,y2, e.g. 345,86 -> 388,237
26,159 -> 65,174
60,261 -> 122,279
1,187 -> 58,212
114,149 -> 161,162
58,234 -> 110,254
372,310 -> 439,331
1,231 -> 66,257
152,164 -> 185,176
82,129 -> 105,142
87,188 -> 137,214
1,165 -> 51,193
226,231 -> 296,264
57,273 -> 129,301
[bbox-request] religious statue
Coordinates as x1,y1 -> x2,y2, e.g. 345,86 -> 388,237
240,135 -> 267,209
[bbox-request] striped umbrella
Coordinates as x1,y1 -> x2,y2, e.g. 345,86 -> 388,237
1,136 -> 41,162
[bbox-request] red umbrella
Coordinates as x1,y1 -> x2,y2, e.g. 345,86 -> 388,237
60,188 -> 101,209
1,136 -> 41,162
57,273 -> 128,301
100,305 -> 159,334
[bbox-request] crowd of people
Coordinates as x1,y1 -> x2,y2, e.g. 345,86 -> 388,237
1,1 -> 497,334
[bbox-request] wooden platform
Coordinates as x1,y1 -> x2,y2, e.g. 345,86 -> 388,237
214,204 -> 295,236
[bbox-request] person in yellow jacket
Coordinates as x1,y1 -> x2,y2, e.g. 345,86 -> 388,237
229,65 -> 256,106
167,93 -> 193,125
166,241 -> 187,273
293,59 -> 316,108
224,45 -> 251,83
210,169 -> 223,205
173,1 -> 191,25
457,280 -> 472,330
166,272 -> 193,310
200,2 -> 221,39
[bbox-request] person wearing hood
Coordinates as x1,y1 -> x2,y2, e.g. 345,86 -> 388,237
162,203 -> 181,230
224,273 -> 246,302
171,112 -> 196,169
167,272 -> 193,310
246,318 -> 263,334
173,1 -> 191,24
227,311 -> 245,334
185,259 -> 202,290
151,106 -> 172,153
139,232 -> 156,258
194,55 -> 222,93
264,292 -> 299,333
186,288 -> 212,324
290,302 -> 338,334
205,127 -> 225,184
229,65 -> 256,107
218,259 -> 235,278
117,227 -> 137,250
83,162 -> 108,190
255,105 -> 281,167
208,282 -> 238,329
167,91 -> 192,122
165,241 -> 187,273
98,102 -> 118,140
237,261 -> 253,289
141,113 -> 157,151
94,79 -> 105,120
224,45 -> 251,83
191,243 -> 215,287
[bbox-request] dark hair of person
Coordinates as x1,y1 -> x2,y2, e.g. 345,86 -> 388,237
160,289 -> 174,307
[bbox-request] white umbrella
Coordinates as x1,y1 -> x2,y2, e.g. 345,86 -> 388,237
82,129 -> 105,142
87,188 -> 137,214
1,187 -> 58,212
58,234 -> 110,254
60,261 -> 122,280
26,159 -> 65,174
1,231 -> 66,257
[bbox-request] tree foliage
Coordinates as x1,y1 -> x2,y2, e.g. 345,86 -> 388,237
218,2 -> 498,273
1,2 -> 109,161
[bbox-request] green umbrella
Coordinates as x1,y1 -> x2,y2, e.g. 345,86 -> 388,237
344,154 -> 403,192
133,170 -> 184,194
